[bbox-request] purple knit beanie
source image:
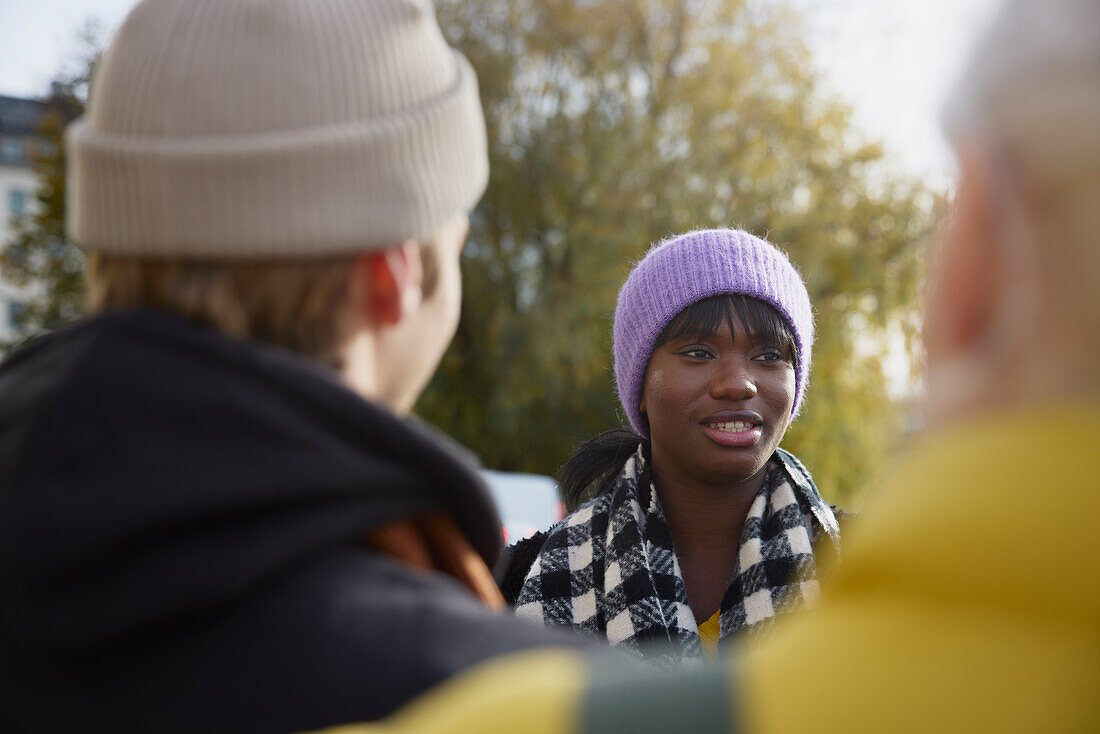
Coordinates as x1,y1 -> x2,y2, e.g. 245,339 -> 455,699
613,229 -> 814,436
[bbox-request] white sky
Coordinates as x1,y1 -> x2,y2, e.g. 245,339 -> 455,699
0,0 -> 1001,186
799,0 -> 1001,188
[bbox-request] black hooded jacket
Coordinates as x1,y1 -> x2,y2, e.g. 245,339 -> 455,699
0,311 -> 586,733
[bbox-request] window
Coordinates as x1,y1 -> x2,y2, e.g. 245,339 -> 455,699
9,188 -> 28,217
0,138 -> 24,165
8,300 -> 27,330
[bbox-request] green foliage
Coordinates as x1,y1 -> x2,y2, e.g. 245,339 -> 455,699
420,0 -> 938,504
0,29 -> 97,347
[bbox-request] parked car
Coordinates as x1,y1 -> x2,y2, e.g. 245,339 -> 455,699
480,470 -> 565,543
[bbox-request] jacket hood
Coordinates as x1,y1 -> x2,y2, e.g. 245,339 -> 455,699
0,311 -> 502,653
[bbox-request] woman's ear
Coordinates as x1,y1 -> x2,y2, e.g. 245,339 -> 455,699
355,242 -> 424,327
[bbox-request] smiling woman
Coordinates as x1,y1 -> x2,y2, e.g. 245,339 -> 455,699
498,229 -> 841,662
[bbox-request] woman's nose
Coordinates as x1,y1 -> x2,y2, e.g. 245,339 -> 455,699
710,359 -> 758,401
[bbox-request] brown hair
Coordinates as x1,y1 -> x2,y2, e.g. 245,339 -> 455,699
85,252 -> 359,368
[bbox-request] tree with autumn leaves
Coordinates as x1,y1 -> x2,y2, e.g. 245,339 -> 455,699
420,0 -> 937,502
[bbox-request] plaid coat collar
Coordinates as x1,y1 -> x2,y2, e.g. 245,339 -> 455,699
514,446 -> 838,660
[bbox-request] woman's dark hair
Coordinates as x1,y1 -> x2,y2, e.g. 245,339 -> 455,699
558,294 -> 798,512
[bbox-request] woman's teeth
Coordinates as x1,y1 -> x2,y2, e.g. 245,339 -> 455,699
707,421 -> 755,433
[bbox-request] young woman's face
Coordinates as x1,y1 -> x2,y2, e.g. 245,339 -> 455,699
640,316 -> 795,487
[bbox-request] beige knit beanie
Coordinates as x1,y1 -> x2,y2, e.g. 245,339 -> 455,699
66,0 -> 488,257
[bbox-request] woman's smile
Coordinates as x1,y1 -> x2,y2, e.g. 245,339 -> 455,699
701,410 -> 764,447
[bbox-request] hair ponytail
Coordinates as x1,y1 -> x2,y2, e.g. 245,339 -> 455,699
558,429 -> 646,513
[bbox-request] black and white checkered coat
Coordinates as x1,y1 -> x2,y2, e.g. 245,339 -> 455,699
513,446 -> 839,660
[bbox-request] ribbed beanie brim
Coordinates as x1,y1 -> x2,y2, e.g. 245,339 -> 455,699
613,229 -> 814,436
66,0 -> 488,257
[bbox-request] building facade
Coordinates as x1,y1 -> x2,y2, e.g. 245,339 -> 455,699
0,94 -> 47,343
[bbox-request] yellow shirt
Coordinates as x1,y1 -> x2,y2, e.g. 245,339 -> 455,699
697,609 -> 721,661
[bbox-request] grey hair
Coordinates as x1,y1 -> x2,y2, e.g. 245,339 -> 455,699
941,0 -> 1100,186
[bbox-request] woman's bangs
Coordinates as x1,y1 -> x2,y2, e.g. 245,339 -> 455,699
730,296 -> 797,355
655,295 -> 798,364
657,297 -> 732,346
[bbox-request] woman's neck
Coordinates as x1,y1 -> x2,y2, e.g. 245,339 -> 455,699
649,455 -> 769,623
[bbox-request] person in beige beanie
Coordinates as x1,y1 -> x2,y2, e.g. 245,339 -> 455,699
0,1 -> 589,732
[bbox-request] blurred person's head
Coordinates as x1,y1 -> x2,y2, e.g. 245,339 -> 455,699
67,0 -> 487,414
927,0 -> 1100,424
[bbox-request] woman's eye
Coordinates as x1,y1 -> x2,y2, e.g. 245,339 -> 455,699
753,350 -> 783,363
682,348 -> 713,359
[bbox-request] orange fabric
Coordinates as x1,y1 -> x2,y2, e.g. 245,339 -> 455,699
366,512 -> 505,612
